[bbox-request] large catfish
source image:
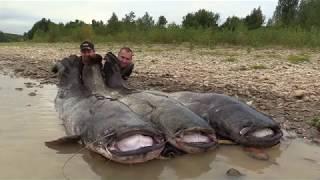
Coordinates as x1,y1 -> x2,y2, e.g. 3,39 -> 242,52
85,54 -> 218,155
47,55 -> 165,164
120,91 -> 218,154
102,52 -> 282,148
169,92 -> 283,147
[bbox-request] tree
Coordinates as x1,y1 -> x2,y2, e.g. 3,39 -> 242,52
0,31 -> 7,42
0,31 -> 23,42
273,0 -> 299,26
221,16 -> 243,31
91,19 -> 105,34
122,11 -> 136,24
107,12 -> 120,33
121,11 -> 136,31
266,18 -> 274,27
182,9 -> 219,29
297,0 -> 320,29
136,12 -> 154,30
78,25 -> 95,41
244,7 -> 265,30
92,19 -> 104,27
167,22 -> 180,29
65,19 -> 85,29
156,15 -> 167,27
26,18 -> 54,39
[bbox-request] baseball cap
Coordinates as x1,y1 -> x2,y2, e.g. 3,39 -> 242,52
80,41 -> 94,51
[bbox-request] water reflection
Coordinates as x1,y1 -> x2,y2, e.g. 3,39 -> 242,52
82,151 -> 166,180
81,150 -> 217,180
45,140 -> 217,180
217,144 -> 283,173
167,151 -> 217,179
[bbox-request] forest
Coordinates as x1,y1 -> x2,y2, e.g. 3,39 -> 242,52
3,0 -> 320,47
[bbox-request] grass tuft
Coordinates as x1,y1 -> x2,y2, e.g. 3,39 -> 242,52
251,64 -> 267,70
308,116 -> 320,130
287,54 -> 310,64
224,57 -> 237,62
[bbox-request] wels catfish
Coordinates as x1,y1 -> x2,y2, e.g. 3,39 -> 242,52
87,54 -> 219,154
170,92 -> 283,147
48,55 -> 165,164
120,91 -> 218,154
102,53 -> 282,148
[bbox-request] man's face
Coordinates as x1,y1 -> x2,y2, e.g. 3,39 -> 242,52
118,50 -> 133,68
81,49 -> 96,64
81,49 -> 95,57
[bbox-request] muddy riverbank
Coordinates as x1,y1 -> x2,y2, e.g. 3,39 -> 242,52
0,42 -> 319,141
0,73 -> 319,180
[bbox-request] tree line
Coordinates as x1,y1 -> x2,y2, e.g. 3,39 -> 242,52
0,31 -> 23,42
16,0 -> 320,47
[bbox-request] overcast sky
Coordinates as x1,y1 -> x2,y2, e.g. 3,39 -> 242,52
0,0 -> 278,35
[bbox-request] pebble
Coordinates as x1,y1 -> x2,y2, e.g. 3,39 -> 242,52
28,92 -> 36,96
226,168 -> 243,177
14,68 -> 24,73
24,82 -> 34,88
292,90 -> 307,99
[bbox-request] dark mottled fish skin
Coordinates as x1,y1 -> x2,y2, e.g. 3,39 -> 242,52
82,63 -> 217,155
119,91 -> 218,154
51,56 -> 165,164
170,92 -> 283,147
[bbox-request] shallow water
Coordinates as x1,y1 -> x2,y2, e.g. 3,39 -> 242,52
0,73 -> 319,180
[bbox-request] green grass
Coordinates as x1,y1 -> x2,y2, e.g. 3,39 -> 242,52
224,57 -> 237,62
23,26 -> 320,48
287,54 -> 310,64
309,116 -> 320,130
251,64 -> 267,70
145,48 -> 164,52
254,54 -> 264,58
267,53 -> 282,59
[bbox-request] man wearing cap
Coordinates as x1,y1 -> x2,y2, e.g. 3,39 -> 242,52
79,41 -> 103,80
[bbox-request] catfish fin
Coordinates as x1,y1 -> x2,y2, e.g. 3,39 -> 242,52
45,135 -> 81,146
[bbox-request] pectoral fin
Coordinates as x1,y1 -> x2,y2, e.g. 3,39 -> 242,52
45,135 -> 81,146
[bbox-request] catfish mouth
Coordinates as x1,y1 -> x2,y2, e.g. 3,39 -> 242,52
95,130 -> 165,164
238,126 -> 283,147
174,128 -> 217,153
